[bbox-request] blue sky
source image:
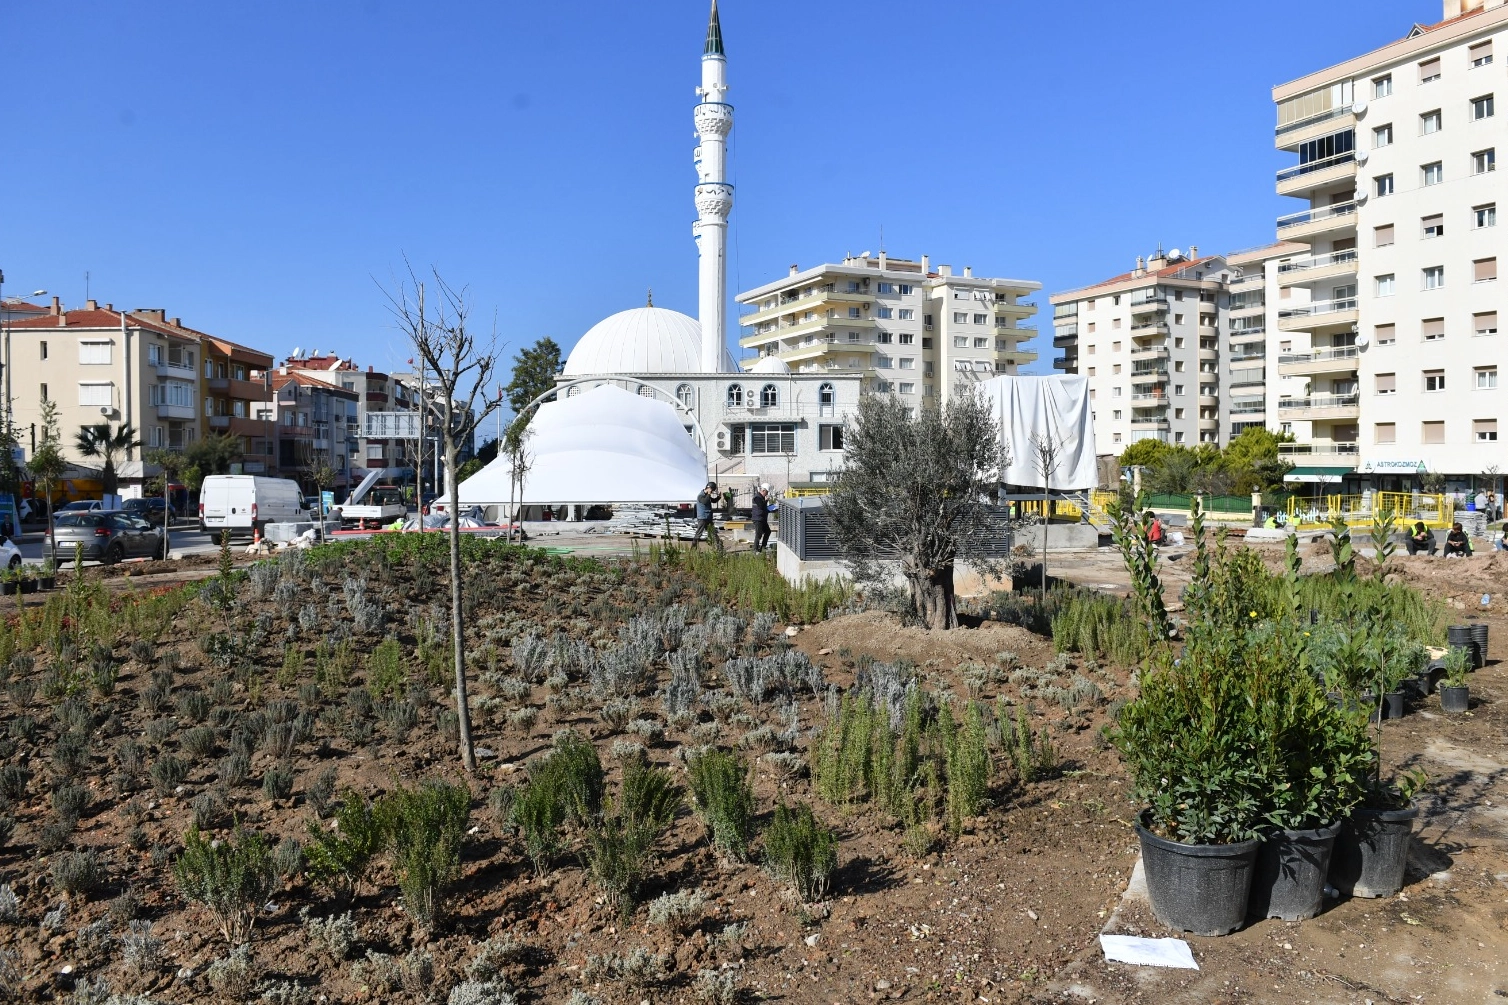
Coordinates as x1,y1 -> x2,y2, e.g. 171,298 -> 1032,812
5,0 -> 1432,409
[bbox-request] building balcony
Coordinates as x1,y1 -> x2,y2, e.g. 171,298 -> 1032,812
1277,297 -> 1358,334
1279,442 -> 1361,468
1229,367 -> 1265,388
1131,344 -> 1170,362
1277,394 -> 1360,420
1130,392 -> 1169,406
1131,415 -> 1170,430
739,314 -> 875,347
1228,301 -> 1266,319
1277,345 -> 1360,377
1276,151 -> 1357,197
991,301 -> 1035,318
153,403 -> 194,420
1130,369 -> 1169,386
1230,270 -> 1266,289
1276,249 -> 1358,288
739,287 -> 874,326
1199,416 -> 1220,430
1130,321 -> 1169,338
999,349 -> 1038,365
154,361 -> 197,380
1276,106 -> 1354,149
1052,355 -> 1077,371
206,377 -> 268,401
772,339 -> 882,365
1198,346 -> 1219,362
1129,297 -> 1168,316
1229,402 -> 1267,417
1275,201 -> 1356,243
1198,298 -> 1218,314
208,415 -> 271,437
1229,331 -> 1267,350
1053,328 -> 1078,348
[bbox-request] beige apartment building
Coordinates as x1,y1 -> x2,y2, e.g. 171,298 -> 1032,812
7,300 -> 206,479
736,254 -> 1040,407
1049,249 -> 1240,450
1270,0 -> 1506,489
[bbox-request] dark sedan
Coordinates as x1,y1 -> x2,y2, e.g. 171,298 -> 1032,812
46,511 -> 167,564
123,497 -> 177,526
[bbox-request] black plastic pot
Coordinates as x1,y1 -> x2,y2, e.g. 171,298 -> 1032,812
1382,690 -> 1405,719
1447,625 -> 1478,668
1249,820 -> 1341,922
1330,802 -> 1418,899
0,581 -> 16,595
1439,683 -> 1469,713
1135,810 -> 1260,936
1469,623 -> 1489,666
38,576 -> 55,591
19,579 -> 38,594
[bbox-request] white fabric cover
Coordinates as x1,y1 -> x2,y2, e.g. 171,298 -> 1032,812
978,375 -> 1097,490
563,306 -> 736,376
457,384 -> 707,506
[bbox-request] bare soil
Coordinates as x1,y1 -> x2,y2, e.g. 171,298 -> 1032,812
1,539 -> 1504,1004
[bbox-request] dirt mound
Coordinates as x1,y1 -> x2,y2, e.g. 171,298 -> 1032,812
795,609 -> 1058,670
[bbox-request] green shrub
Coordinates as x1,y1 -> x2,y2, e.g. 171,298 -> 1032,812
51,849 -> 105,896
584,759 -> 681,919
148,754 -> 188,795
173,824 -> 277,943
686,749 -> 755,861
1049,590 -> 1146,665
367,638 -> 405,701
305,789 -> 385,900
943,701 -> 991,831
262,760 -> 295,801
762,801 -> 836,903
998,701 -> 1056,783
379,781 -> 471,932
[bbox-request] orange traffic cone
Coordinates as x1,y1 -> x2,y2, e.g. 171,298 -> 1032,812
253,525 -> 262,546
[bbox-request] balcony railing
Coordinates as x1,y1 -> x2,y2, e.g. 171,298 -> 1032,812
1278,345 -> 1360,365
1276,104 -> 1353,137
1276,201 -> 1356,231
1229,326 -> 1268,339
1277,249 -> 1358,274
1052,306 -> 1078,320
1230,404 -> 1268,415
1276,150 -> 1355,183
1130,393 -> 1168,403
1230,270 -> 1266,288
1279,443 -> 1360,456
1278,394 -> 1360,411
1277,297 -> 1358,320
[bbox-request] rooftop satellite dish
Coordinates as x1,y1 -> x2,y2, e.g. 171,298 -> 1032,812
292,347 -> 302,358
1169,248 -> 1182,259
1355,331 -> 1371,348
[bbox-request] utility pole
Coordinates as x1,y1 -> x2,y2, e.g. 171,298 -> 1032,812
415,282 -> 425,513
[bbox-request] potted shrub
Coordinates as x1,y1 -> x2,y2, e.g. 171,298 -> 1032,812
39,559 -> 57,591
1248,660 -> 1372,922
1115,638 -> 1270,936
0,568 -> 18,596
1329,769 -> 1424,899
19,567 -> 39,594
1438,645 -> 1470,713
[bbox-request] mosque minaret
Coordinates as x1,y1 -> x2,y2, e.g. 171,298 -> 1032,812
693,0 -> 734,374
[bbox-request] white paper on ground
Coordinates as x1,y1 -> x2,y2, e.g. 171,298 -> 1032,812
1099,934 -> 1199,970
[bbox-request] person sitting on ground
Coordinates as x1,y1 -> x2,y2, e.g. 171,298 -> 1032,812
1406,521 -> 1437,556
1148,514 -> 1165,546
1495,524 -> 1508,552
1443,521 -> 1472,558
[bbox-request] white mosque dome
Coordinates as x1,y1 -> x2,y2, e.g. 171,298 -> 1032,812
749,355 -> 790,374
562,306 -> 735,376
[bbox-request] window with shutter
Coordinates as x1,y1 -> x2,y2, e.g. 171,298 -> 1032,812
1374,224 -> 1395,246
77,383 -> 112,407
1376,373 -> 1396,394
78,341 -> 112,365
1476,419 -> 1499,442
1419,57 -> 1440,82
1471,40 -> 1493,67
1422,318 -> 1445,340
1375,423 -> 1396,444
1375,324 -> 1396,344
1475,311 -> 1499,335
1474,258 -> 1497,282
1422,421 -> 1445,444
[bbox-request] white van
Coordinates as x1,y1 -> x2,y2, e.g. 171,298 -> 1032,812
199,475 -> 309,537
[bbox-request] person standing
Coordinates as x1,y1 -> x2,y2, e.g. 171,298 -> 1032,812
751,482 -> 772,554
691,481 -> 722,551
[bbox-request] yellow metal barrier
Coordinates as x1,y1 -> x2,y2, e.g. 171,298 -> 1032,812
783,485 -> 832,498
1285,492 -> 1453,530
1016,499 -> 1083,520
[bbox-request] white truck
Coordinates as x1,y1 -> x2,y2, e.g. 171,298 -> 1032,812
337,469 -> 408,526
199,475 -> 309,537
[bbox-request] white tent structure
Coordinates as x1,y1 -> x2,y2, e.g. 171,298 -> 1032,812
456,384 -> 708,508
977,375 -> 1097,491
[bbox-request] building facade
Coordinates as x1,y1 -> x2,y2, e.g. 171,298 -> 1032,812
269,370 -> 359,488
736,254 -> 1040,406
1048,249 -> 1239,450
1271,0 -> 1507,487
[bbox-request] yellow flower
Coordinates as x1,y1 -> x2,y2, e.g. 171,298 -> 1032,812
1249,611 -> 1257,618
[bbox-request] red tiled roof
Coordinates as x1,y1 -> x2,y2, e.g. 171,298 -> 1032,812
9,308 -> 183,337
272,371 -> 359,397
1,301 -> 48,314
1060,255 -> 1225,297
1411,5 -> 1485,34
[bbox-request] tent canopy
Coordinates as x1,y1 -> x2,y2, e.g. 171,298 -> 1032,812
977,375 -> 1097,491
457,384 -> 708,507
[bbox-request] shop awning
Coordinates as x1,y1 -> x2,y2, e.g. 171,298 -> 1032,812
1284,466 -> 1354,483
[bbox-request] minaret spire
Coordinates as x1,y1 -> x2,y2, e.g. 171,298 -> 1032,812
704,0 -> 724,56
693,0 -> 733,373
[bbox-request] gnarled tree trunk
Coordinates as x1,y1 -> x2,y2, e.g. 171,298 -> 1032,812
909,564 -> 958,630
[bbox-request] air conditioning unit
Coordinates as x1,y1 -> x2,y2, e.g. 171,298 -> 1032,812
98,406 -> 116,417
715,429 -> 729,451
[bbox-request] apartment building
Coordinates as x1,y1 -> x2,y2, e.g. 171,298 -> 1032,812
1224,242 -> 1313,446
269,371 -> 358,488
1271,0 -> 1506,488
1049,249 -> 1238,450
736,253 -> 1040,406
280,354 -> 413,477
6,300 -> 207,476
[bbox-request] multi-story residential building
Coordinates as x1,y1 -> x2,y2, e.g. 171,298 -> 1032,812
735,254 -> 1040,406
1049,249 -> 1238,450
270,370 -> 358,489
7,300 -> 206,477
1272,0 -> 1506,489
281,354 -> 406,478
1225,242 -> 1310,444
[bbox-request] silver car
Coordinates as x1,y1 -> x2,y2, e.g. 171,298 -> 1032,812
47,511 -> 166,564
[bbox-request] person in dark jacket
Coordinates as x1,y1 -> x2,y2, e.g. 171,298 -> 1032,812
690,481 -> 722,551
751,482 -> 772,554
1406,521 -> 1437,556
1443,521 -> 1472,558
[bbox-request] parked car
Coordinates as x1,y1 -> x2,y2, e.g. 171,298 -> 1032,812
46,511 -> 166,564
198,475 -> 308,537
0,535 -> 20,570
123,497 -> 177,526
58,499 -> 105,514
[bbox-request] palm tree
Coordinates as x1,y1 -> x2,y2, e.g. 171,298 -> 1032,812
75,422 -> 140,498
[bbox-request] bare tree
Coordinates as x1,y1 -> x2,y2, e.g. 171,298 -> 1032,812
305,458 -> 338,543
146,447 -> 186,559
825,392 -> 1005,629
502,417 -> 535,544
1027,431 -> 1065,604
385,266 -> 504,772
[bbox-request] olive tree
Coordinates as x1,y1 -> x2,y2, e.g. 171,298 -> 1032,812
824,392 -> 1005,630
385,266 -> 503,772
